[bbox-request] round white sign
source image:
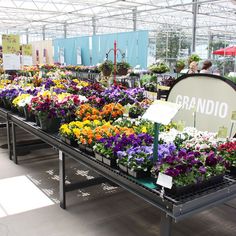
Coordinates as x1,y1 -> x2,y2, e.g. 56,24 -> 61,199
167,74 -> 236,136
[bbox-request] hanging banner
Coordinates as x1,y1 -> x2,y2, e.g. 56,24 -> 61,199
59,47 -> 65,64
22,44 -> 33,66
167,74 -> 236,136
2,34 -> 21,70
43,48 -> 47,64
36,49 -> 39,64
77,47 -> 82,65
147,38 -> 156,67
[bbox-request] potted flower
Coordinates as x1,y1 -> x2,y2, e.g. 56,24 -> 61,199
218,141 -> 236,174
57,94 -> 81,123
98,60 -> 114,76
29,94 -> 61,133
116,61 -> 131,76
12,93 -> 33,117
188,54 -> 201,65
59,123 -> 78,147
101,103 -> 125,121
144,82 -> 157,92
0,88 -> 21,110
128,103 -> 145,118
128,71 -> 140,87
75,104 -> 102,121
126,146 -> 153,178
149,62 -> 169,74
175,59 -> 185,73
93,141 -> 115,166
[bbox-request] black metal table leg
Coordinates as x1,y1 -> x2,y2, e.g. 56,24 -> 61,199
59,150 -> 66,209
11,123 -> 17,164
6,120 -> 12,160
160,212 -> 172,236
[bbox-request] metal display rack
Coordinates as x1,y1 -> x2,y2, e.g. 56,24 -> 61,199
0,107 -> 236,236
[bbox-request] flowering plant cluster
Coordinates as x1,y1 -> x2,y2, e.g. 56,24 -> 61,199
29,92 -> 81,119
94,133 -> 153,160
153,148 -> 226,187
0,79 -> 12,89
60,120 -> 134,147
39,64 -> 58,71
117,143 -> 175,172
75,104 -> 102,121
12,94 -> 33,108
101,86 -> 145,105
101,103 -> 125,120
79,83 -> 104,97
218,141 -> 236,167
0,88 -> 22,102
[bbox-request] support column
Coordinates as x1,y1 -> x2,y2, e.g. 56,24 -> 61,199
6,120 -> 11,160
42,25 -> 46,41
59,150 -> 66,209
26,28 -> 29,44
132,7 -> 137,31
64,22 -> 67,39
11,123 -> 17,164
192,0 -> 198,53
160,212 -> 172,236
208,31 -> 213,59
92,17 -> 96,35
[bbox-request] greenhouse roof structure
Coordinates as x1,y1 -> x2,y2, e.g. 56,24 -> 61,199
0,0 -> 236,42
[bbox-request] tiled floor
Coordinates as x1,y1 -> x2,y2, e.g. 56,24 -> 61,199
0,126 -> 236,236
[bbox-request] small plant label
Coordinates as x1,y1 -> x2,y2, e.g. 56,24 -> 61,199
156,173 -> 173,189
217,126 -> 228,139
176,120 -> 185,131
231,111 -> 236,123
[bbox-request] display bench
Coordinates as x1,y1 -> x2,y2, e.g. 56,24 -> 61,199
0,107 -> 236,236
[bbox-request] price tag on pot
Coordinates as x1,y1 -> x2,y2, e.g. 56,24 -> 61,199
124,104 -> 132,116
217,126 -> 228,139
176,120 -> 185,131
156,173 -> 173,189
231,111 -> 236,123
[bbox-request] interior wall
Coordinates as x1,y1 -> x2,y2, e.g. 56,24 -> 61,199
53,30 -> 149,68
31,40 -> 54,64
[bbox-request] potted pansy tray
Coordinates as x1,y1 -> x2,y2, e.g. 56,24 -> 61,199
117,146 -> 153,178
153,149 -> 226,195
93,143 -> 117,167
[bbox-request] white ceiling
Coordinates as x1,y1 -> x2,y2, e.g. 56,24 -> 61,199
0,0 -> 235,42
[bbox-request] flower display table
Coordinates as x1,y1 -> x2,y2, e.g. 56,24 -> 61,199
1,107 -> 236,236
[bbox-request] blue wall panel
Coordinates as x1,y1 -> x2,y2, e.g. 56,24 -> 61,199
53,30 -> 148,69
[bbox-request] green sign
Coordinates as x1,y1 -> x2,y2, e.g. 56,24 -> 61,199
22,44 -> 32,56
2,34 -> 20,54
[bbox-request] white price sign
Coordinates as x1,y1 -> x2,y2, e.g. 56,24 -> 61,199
142,100 -> 181,125
156,173 -> 173,189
